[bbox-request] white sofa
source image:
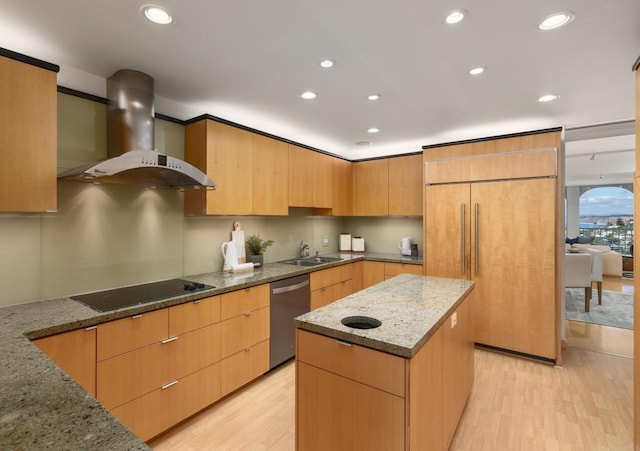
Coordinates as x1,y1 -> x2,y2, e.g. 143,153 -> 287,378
570,243 -> 623,277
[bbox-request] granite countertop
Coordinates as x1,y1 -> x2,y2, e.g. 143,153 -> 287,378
0,252 -> 421,449
294,273 -> 474,358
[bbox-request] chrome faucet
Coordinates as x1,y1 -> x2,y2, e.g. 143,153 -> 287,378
299,241 -> 310,258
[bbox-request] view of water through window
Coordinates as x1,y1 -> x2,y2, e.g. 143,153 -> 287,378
579,186 -> 634,254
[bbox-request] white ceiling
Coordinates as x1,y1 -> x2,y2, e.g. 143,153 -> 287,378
0,0 -> 638,182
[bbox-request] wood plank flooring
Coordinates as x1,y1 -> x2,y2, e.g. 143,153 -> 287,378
150,276 -> 634,451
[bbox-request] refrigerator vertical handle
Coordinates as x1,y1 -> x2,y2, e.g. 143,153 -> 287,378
461,203 -> 466,274
474,202 -> 479,275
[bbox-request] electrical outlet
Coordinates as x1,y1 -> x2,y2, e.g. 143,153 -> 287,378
450,312 -> 457,328
322,236 -> 329,247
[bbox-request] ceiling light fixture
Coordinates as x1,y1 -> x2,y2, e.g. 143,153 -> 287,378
538,94 -> 559,103
300,91 -> 317,100
469,67 -> 485,75
141,5 -> 173,25
368,94 -> 380,101
367,127 -> 380,134
445,9 -> 467,25
538,11 -> 575,31
319,59 -> 335,68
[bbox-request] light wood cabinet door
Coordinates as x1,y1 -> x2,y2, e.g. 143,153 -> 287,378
471,178 -> 556,359
288,144 -> 313,207
220,284 -> 269,320
184,119 -> 254,215
384,262 -> 423,278
362,260 -> 385,289
388,154 -> 423,216
351,261 -> 364,292
442,292 -> 475,449
309,264 -> 352,291
111,362 -> 221,442
424,183 -> 471,279
354,159 -> 389,216
97,309 -> 168,361
33,327 -> 97,397
332,157 -> 354,216
169,295 -> 221,336
253,134 -> 288,215
313,152 -> 333,208
220,306 -> 270,358
221,338 -> 270,396
311,279 -> 353,310
296,361 -> 405,451
0,54 -> 57,212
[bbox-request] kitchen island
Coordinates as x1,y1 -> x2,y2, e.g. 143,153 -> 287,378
295,273 -> 475,451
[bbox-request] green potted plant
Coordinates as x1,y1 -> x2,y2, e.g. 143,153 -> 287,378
245,234 -> 274,266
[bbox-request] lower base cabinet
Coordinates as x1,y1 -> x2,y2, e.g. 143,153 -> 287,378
221,339 -> 270,396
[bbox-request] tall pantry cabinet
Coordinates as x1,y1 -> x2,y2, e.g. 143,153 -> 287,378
423,129 -> 563,362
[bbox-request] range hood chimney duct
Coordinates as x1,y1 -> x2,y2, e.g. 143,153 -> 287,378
58,70 -> 216,189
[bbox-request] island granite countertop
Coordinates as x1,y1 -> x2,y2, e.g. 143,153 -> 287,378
294,273 -> 474,358
0,252 -> 420,449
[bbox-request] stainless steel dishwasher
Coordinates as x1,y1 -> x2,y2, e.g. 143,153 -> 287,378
270,273 -> 310,369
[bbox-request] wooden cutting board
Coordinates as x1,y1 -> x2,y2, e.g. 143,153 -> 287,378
231,229 -> 246,263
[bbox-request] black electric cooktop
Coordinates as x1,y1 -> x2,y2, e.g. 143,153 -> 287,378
71,278 -> 215,312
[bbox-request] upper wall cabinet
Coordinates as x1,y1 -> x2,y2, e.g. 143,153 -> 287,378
0,50 -> 58,212
354,154 -> 423,216
288,145 -> 332,210
184,119 -> 254,215
253,134 -> 288,215
332,157 -> 353,216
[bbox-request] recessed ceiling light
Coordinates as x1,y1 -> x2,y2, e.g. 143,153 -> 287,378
469,67 -> 485,75
319,59 -> 335,68
445,9 -> 467,25
538,94 -> 559,103
141,5 -> 173,25
300,91 -> 317,100
368,94 -> 381,101
367,127 -> 380,134
538,11 -> 575,31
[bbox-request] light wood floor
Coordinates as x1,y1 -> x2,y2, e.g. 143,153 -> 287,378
150,276 -> 635,451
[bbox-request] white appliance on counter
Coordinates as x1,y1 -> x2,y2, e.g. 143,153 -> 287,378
351,236 -> 365,252
339,233 -> 351,251
400,237 -> 413,256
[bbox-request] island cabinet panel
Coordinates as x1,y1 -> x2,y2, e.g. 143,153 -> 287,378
297,361 -> 405,451
354,159 -> 389,216
384,262 -> 423,278
332,157 -> 354,216
253,134 -> 288,215
97,309 -> 169,361
33,327 -> 97,397
388,154 -> 423,216
0,53 -> 57,212
111,361 -> 221,442
184,119 -> 254,215
288,144 -> 314,207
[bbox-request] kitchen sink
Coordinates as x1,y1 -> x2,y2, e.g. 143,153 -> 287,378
281,256 -> 343,266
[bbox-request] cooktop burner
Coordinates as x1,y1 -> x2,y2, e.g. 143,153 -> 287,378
71,278 -> 215,312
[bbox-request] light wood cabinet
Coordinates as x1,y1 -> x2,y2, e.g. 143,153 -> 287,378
220,284 -> 269,319
169,295 -> 221,337
313,152 -> 332,208
424,132 -> 560,361
220,307 -> 269,358
354,159 -> 389,216
97,309 -> 168,361
33,327 -> 97,397
384,262 -> 423,278
310,264 -> 353,310
184,119 -> 254,215
361,260 -> 385,289
220,338 -> 270,396
388,154 -> 423,216
0,50 -> 57,212
332,157 -> 354,216
253,134 -> 288,215
288,144 -> 313,207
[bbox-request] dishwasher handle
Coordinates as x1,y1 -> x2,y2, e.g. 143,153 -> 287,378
271,279 -> 310,295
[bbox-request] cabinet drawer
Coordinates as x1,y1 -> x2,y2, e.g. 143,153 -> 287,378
220,306 -> 269,358
221,339 -> 269,396
384,262 -> 423,278
296,330 -> 405,397
310,265 -> 352,291
169,295 -> 221,336
220,284 -> 269,320
310,279 -> 353,310
111,362 -> 221,442
97,323 -> 221,410
97,309 -> 168,361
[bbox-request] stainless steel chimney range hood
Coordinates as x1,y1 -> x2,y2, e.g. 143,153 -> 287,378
58,70 -> 216,190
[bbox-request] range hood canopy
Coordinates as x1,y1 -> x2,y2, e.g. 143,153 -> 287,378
58,70 -> 216,189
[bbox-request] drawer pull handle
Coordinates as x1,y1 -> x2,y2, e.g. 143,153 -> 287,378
131,314 -> 143,319
336,340 -> 352,347
244,311 -> 252,316
193,299 -> 202,304
245,347 -> 251,352
161,380 -> 178,390
161,336 -> 179,344
85,326 -> 97,331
